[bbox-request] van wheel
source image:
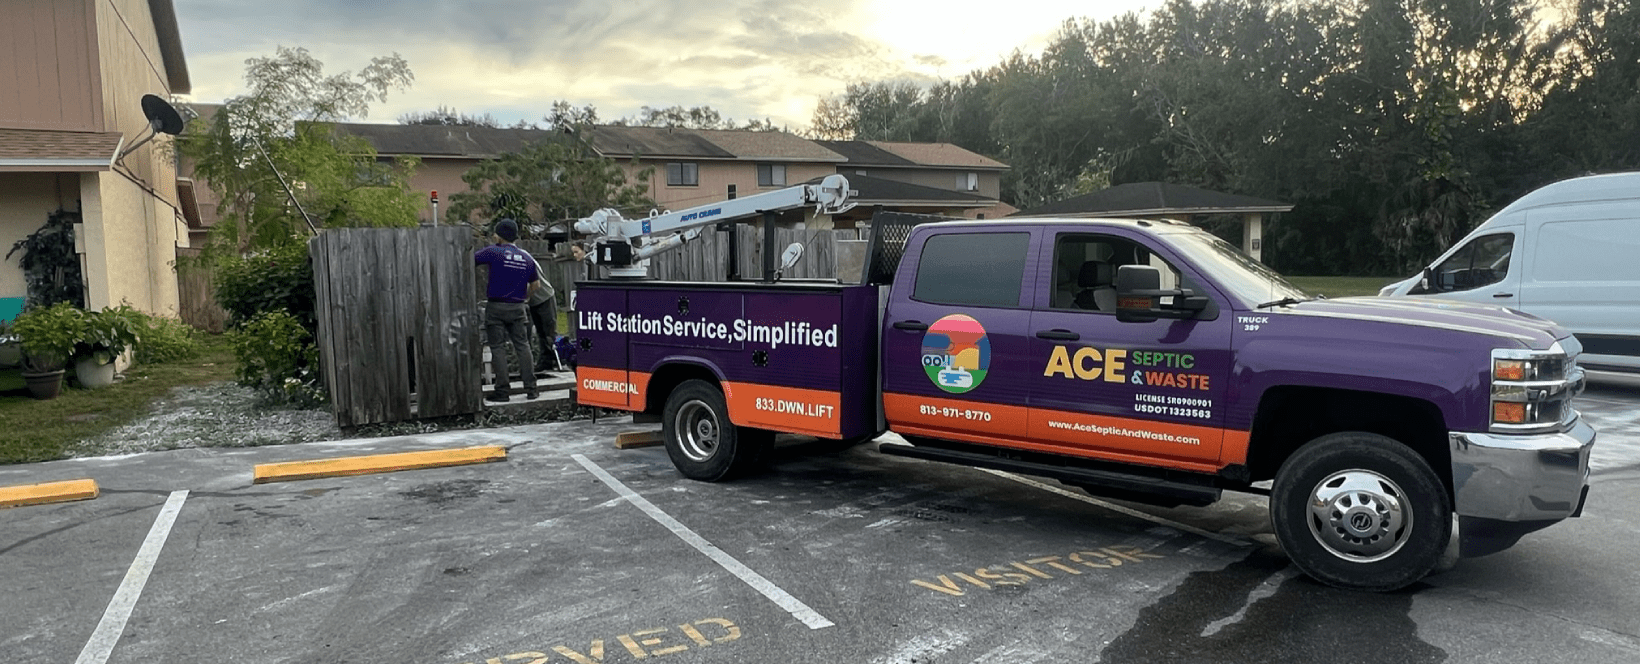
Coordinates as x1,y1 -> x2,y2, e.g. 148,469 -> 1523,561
1270,432 -> 1451,591
663,380 -> 769,481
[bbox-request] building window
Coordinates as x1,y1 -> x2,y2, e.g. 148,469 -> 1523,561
962,172 -> 979,191
667,162 -> 698,186
757,164 -> 787,187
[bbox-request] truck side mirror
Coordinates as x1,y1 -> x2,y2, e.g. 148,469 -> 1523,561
1114,265 -> 1211,323
1115,265 -> 1164,323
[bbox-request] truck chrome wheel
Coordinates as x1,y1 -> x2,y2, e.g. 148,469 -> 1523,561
1271,432 -> 1451,591
1306,469 -> 1410,562
674,400 -> 720,462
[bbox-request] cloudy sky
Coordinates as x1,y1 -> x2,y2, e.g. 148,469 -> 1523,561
174,0 -> 1155,130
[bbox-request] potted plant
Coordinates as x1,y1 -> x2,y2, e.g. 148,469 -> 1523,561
10,302 -> 81,399
72,305 -> 142,388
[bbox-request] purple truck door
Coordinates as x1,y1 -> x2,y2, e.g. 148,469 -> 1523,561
882,227 -> 1040,445
1024,228 -> 1233,471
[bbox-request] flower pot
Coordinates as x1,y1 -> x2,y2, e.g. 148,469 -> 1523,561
74,357 -> 117,389
22,370 -> 65,400
0,341 -> 20,369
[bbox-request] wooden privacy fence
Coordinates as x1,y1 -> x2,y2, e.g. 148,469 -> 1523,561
174,247 -> 228,333
311,226 -> 483,428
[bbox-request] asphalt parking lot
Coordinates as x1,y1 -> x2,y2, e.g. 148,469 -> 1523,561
4,376 -> 1639,664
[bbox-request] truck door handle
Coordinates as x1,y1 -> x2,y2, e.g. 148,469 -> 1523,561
893,320 -> 929,331
1493,293 -> 1513,299
1036,329 -> 1081,341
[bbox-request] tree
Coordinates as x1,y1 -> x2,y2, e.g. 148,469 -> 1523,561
446,139 -> 655,232
180,47 -> 421,255
399,105 -> 500,127
617,104 -> 781,131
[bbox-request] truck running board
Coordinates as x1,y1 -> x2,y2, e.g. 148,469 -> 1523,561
878,441 -> 1223,508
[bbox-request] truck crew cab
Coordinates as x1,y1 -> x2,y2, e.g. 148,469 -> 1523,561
571,187 -> 1594,592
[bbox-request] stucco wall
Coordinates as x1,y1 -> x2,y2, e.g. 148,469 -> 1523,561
625,160 -> 838,212
79,171 -> 180,314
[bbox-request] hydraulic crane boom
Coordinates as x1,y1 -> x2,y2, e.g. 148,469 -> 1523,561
574,174 -> 854,278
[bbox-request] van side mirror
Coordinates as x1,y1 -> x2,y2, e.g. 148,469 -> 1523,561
1114,265 -> 1211,323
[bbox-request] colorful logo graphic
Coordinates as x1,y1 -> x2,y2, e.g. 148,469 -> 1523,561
921,314 -> 991,394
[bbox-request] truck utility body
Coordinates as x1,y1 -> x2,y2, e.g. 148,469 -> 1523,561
574,211 -> 1594,592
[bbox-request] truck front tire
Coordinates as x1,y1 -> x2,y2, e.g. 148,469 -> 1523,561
1271,432 -> 1451,591
662,380 -> 771,481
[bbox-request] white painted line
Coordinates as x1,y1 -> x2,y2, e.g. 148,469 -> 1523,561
978,469 -> 1249,546
1200,567 -> 1300,636
74,490 -> 189,664
572,455 -> 834,630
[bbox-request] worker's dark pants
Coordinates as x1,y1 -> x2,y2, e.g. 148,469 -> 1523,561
529,297 -> 558,370
485,301 -> 536,395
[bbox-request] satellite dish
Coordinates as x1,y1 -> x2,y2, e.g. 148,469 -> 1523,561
141,94 -> 186,135
116,94 -> 186,162
779,242 -> 805,271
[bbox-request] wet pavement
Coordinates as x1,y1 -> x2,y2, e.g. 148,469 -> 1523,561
1,377 -> 1637,664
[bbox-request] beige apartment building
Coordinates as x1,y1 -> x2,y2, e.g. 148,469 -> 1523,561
0,0 -> 193,320
332,122 -> 1010,230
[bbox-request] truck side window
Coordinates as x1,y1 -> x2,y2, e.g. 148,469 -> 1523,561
1050,234 -> 1183,312
1430,233 -> 1514,292
913,232 -> 1030,307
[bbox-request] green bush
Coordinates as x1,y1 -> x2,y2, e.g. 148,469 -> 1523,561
229,310 -> 324,406
214,242 -> 316,333
134,315 -> 203,364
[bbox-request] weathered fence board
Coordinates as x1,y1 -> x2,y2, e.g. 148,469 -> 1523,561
311,227 -> 482,428
174,248 -> 228,333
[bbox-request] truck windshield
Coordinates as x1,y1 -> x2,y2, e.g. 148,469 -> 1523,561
1163,231 -> 1309,306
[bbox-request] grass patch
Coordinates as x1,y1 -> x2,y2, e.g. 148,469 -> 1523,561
0,334 -> 237,465
1286,276 -> 1403,298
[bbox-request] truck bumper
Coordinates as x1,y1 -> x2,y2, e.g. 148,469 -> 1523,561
1449,419 -> 1595,557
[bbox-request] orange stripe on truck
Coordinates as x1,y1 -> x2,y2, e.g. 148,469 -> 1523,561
576,366 -> 643,410
723,381 -> 844,438
885,392 -> 1247,474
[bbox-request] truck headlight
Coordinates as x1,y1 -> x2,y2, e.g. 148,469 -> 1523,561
1490,344 -> 1583,434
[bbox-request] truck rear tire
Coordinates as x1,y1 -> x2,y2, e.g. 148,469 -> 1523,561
662,380 -> 770,482
1270,432 -> 1451,591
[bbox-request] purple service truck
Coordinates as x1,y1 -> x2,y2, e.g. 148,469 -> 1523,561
573,214 -> 1593,591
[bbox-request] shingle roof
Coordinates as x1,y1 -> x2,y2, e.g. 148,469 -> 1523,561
332,123 -> 569,158
813,140 -> 916,167
867,141 -> 1006,169
814,173 -> 994,207
0,128 -> 123,171
1013,182 -> 1293,217
698,130 -> 845,162
580,125 -> 736,159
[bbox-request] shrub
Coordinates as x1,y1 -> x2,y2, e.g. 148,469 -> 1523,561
214,242 -> 316,333
229,310 -> 324,406
134,315 -> 203,364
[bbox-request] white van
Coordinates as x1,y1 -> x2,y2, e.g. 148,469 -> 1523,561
1380,171 -> 1640,374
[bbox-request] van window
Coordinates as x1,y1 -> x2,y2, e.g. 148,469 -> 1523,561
1533,220 -> 1638,282
1430,233 -> 1514,292
914,232 -> 1030,307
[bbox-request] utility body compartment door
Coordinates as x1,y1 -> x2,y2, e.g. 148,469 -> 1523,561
1025,228 -> 1234,470
574,285 -> 635,409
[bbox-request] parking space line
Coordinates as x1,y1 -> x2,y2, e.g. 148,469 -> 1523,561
572,454 -> 835,630
978,469 -> 1249,546
74,490 -> 189,664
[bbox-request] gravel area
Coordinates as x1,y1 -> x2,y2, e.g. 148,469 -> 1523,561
73,382 -> 342,457
70,380 -> 591,458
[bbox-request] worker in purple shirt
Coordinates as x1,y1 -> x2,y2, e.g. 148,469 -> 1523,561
474,219 -> 539,401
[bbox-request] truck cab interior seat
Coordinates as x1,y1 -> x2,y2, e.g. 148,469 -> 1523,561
1074,261 -> 1118,311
